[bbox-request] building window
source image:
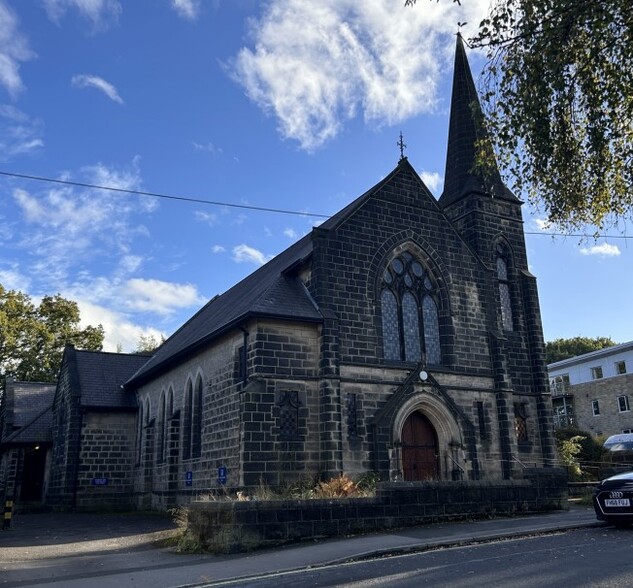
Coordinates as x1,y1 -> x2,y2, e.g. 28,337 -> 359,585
164,388 -> 173,462
618,395 -> 630,413
591,366 -> 603,380
550,374 -> 570,395
157,391 -> 165,464
615,360 -> 627,375
514,404 -> 528,444
380,251 -> 441,364
278,390 -> 300,440
136,401 -> 144,465
182,380 -> 192,460
191,376 -> 203,459
592,400 -> 600,416
496,244 -> 514,331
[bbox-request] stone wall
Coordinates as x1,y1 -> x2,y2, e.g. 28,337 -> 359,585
185,468 -> 567,553
75,412 -> 137,511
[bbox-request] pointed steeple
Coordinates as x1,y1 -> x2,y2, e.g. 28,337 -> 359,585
439,34 -> 518,207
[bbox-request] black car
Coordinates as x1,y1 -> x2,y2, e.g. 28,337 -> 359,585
593,471 -> 633,527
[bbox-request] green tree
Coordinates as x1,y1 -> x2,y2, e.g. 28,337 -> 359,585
135,333 -> 165,354
406,0 -> 633,230
545,336 -> 616,364
0,285 -> 104,394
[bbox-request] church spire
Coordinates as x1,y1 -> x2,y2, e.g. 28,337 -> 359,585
439,34 -> 518,207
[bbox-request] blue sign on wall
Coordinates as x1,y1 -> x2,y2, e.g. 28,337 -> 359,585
217,466 -> 227,485
185,471 -> 193,487
92,478 -> 108,486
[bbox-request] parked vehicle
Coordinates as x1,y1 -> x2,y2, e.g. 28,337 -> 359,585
593,471 -> 633,527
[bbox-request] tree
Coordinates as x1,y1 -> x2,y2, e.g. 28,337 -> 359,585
545,336 -> 616,364
406,0 -> 633,230
135,333 -> 165,354
0,285 -> 104,394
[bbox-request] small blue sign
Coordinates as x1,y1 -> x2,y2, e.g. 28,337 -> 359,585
185,471 -> 193,487
217,466 -> 227,485
92,478 -> 108,486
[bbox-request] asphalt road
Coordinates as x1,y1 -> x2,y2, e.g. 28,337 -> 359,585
0,506 -> 603,587
208,527 -> 633,588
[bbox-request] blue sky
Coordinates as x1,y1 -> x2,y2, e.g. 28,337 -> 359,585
0,0 -> 630,352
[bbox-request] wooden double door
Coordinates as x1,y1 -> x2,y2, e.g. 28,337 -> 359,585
401,412 -> 439,481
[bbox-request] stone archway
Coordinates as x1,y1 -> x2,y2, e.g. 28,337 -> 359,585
391,390 -> 464,481
401,412 -> 439,480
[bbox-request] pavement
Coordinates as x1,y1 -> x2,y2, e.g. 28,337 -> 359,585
0,502 -> 603,588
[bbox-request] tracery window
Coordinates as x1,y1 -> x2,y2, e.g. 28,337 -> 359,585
380,251 -> 441,364
496,244 -> 514,331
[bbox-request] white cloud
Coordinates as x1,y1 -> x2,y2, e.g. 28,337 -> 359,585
0,267 -> 30,291
43,0 -> 121,31
0,105 -> 44,160
72,74 -> 124,103
579,243 -> 621,257
74,298 -> 166,353
121,278 -> 206,316
231,0 -> 488,150
0,2 -> 35,97
232,244 -> 273,265
283,228 -> 297,239
420,170 -> 442,194
212,245 -> 226,253
11,160 -> 150,283
195,210 -> 218,225
171,0 -> 200,20
192,141 -> 222,155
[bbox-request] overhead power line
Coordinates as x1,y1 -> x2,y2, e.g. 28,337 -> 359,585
0,168 -> 631,240
0,169 -> 330,219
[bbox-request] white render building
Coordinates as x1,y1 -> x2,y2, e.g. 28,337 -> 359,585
549,341 -> 633,436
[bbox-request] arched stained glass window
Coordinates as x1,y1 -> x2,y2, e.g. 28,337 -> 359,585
422,295 -> 441,365
402,292 -> 421,362
496,246 -> 514,331
380,251 -> 442,365
381,289 -> 400,361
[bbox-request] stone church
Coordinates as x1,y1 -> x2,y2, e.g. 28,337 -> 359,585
1,37 -> 557,512
126,36 -> 556,509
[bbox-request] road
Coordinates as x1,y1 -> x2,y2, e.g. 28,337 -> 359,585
205,527 -> 633,588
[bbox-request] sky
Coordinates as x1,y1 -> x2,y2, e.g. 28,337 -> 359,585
0,0 -> 630,353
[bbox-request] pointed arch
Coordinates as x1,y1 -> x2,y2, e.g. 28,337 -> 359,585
191,373 -> 204,459
378,245 -> 445,365
157,390 -> 166,464
494,239 -> 515,332
182,378 -> 193,460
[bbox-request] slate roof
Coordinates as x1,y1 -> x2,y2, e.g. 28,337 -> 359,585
71,349 -> 150,408
440,34 -> 519,207
125,161 -> 416,389
3,406 -> 53,445
0,381 -> 55,445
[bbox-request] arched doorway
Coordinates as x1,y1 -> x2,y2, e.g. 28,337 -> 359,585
401,412 -> 439,480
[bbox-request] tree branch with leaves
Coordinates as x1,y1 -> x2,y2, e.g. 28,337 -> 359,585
407,0 -> 633,231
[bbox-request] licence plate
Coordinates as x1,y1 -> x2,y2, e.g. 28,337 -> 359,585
605,498 -> 630,507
